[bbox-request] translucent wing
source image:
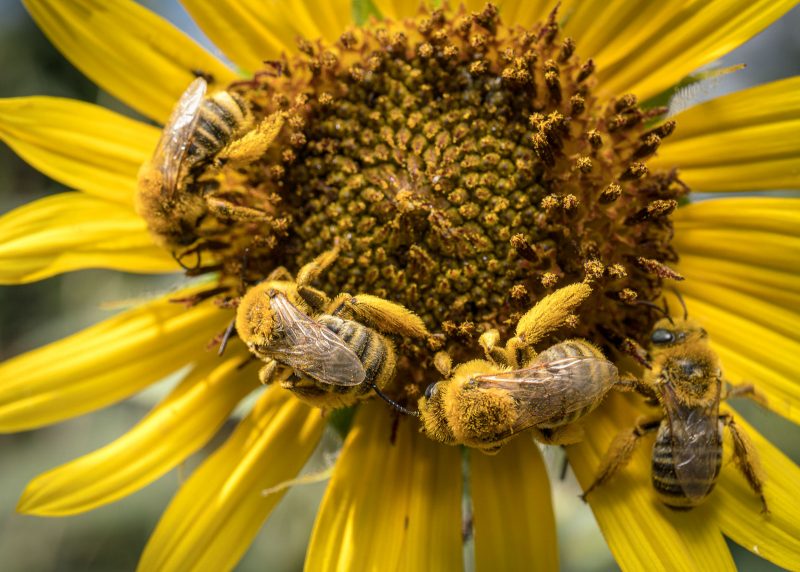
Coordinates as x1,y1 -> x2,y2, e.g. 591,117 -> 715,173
152,77 -> 207,199
267,292 -> 366,386
472,356 -> 618,431
661,382 -> 721,501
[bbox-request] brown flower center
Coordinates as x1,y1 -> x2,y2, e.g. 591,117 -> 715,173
185,5 -> 688,394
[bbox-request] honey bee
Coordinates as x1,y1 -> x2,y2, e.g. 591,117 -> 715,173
136,77 -> 284,253
581,313 -> 769,512
235,247 -> 431,409
416,282 -> 635,453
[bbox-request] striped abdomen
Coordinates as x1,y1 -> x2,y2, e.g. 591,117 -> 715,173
651,420 -> 722,509
534,340 -> 617,428
186,92 -> 251,164
317,315 -> 395,397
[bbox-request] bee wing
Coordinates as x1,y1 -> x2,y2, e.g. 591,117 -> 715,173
473,356 -> 618,432
268,292 -> 366,386
661,383 -> 720,502
152,77 -> 207,199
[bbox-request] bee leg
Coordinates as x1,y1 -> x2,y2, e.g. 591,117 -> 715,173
534,424 -> 585,445
266,266 -> 292,281
479,329 -> 507,365
514,282 -> 593,348
296,246 -> 340,287
333,294 -> 431,340
298,286 -> 331,312
258,360 -> 279,385
722,382 -> 769,408
433,351 -> 452,377
721,413 -> 769,514
581,416 -> 661,501
615,373 -> 658,401
205,197 -> 271,222
215,112 -> 284,165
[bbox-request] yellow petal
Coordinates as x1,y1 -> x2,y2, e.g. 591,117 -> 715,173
673,158 -> 800,193
0,288 -> 230,432
0,193 -> 178,284
715,413 -> 800,570
676,255 -> 800,310
666,77 -> 800,141
0,97 -> 157,206
306,402 -> 463,571
182,0 -> 352,74
674,293 -> 800,425
654,79 -> 800,191
24,0 -> 237,123
679,282 -> 798,342
471,437 -> 558,572
594,1 -> 797,101
562,0 -> 666,66
662,120 -> 799,165
17,352 -> 257,516
138,386 -> 324,572
675,197 -> 800,236
372,0 -> 416,19
673,198 -> 800,274
568,394 -> 736,571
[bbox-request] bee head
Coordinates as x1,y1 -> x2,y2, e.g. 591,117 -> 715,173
235,283 -> 282,351
649,317 -> 708,351
418,381 -> 457,445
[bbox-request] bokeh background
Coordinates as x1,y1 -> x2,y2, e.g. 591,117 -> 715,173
1,2 -> 798,570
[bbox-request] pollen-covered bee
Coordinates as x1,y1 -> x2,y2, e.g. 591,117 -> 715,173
582,312 -> 769,512
136,77 -> 284,253
417,282 -> 633,453
235,247 -> 431,409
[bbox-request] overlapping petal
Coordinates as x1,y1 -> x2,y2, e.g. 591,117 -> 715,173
673,198 -> 799,275
0,97 -> 157,205
138,386 -> 324,572
17,352 -> 257,516
569,394 -> 736,571
23,0 -> 237,123
471,437 -> 558,572
0,288 -> 229,431
0,193 -> 177,284
581,0 -> 797,101
306,402 -> 463,571
182,0 -> 352,74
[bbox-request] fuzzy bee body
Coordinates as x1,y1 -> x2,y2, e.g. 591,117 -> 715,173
419,338 -> 620,452
583,316 -> 769,513
136,78 -> 281,252
236,247 -> 428,410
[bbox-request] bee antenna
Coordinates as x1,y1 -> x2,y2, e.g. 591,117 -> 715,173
671,288 -> 689,320
370,384 -> 421,418
218,319 -> 236,356
633,300 -> 674,325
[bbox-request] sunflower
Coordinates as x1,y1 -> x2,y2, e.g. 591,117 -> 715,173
1,0 -> 799,570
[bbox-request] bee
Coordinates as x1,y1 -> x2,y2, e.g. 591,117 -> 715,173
416,282 -> 637,453
581,312 -> 769,512
136,77 -> 284,253
235,247 -> 431,410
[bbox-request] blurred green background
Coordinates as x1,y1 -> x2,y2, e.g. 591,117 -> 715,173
1,2 -> 798,570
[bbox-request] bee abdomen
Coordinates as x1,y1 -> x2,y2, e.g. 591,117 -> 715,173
651,422 -> 722,509
319,315 -> 392,393
187,92 -> 250,163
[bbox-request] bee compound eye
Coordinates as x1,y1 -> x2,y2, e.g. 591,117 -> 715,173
650,328 -> 675,345
424,383 -> 437,400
